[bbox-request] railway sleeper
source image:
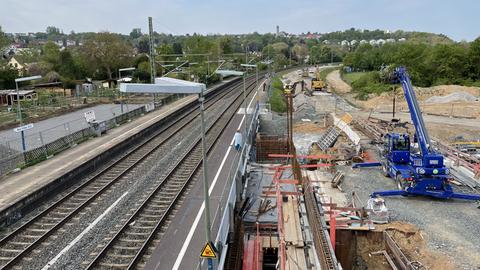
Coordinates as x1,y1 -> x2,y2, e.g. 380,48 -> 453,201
6,242 -> 29,247
0,256 -> 14,261
142,209 -> 164,215
52,207 -> 74,214
25,228 -> 49,233
0,248 -> 22,253
17,234 -> 40,239
108,253 -> 136,259
158,189 -> 179,195
138,213 -> 160,219
150,198 -> 172,204
118,238 -> 145,243
136,219 -> 157,225
35,222 -> 57,227
98,262 -> 130,268
124,231 -> 150,236
129,225 -> 154,230
112,245 -> 139,251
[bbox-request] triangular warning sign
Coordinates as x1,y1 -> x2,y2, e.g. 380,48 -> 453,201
200,242 -> 217,258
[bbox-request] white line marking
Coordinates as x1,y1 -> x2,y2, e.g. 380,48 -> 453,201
41,192 -> 129,270
172,90 -> 258,270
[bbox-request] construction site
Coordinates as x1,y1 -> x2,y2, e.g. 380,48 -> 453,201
227,67 -> 480,270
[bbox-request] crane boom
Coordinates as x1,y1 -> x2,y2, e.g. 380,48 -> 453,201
395,67 -> 431,155
368,66 -> 480,201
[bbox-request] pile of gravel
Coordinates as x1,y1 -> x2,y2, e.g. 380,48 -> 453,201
425,92 -> 478,104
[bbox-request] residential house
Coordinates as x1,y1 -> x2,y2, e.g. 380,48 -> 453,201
7,56 -> 26,71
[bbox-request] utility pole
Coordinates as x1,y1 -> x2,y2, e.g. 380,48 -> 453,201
245,45 -> 248,65
289,48 -> 292,66
392,86 -> 396,119
148,17 -> 157,106
199,89 -> 214,270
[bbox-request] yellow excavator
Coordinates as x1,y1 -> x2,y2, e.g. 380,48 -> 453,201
311,70 -> 327,92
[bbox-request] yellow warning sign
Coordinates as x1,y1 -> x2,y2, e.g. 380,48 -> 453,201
200,242 -> 217,258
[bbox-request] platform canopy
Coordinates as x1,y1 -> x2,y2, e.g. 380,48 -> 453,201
120,77 -> 206,94
215,69 -> 244,76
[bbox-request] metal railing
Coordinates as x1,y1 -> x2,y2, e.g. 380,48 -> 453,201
0,105 -> 148,177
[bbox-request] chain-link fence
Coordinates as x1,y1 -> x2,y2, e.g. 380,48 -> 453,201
0,105 -> 146,176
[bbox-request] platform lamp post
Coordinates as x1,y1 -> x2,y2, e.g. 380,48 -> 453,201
241,63 -> 258,96
214,69 -> 246,138
119,78 -> 217,269
15,75 -> 41,125
118,67 -> 135,114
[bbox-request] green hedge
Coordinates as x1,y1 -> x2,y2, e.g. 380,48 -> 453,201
269,76 -> 287,113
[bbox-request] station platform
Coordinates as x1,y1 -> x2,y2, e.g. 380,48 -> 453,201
0,79 -> 237,224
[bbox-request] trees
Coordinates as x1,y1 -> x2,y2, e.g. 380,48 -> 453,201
58,50 -> 78,79
218,36 -> 233,55
129,28 -> 142,39
428,44 -> 468,84
172,42 -> 183,55
81,32 -> 134,79
292,44 -> 308,62
135,61 -> 151,82
468,38 -> 480,80
310,45 -> 342,64
0,66 -> 18,89
45,26 -> 63,40
42,42 -> 61,67
137,37 -> 150,54
343,39 -> 480,87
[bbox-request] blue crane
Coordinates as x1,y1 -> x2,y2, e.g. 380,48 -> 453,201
371,67 -> 480,200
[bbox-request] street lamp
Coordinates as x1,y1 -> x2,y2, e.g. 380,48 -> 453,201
15,75 -> 41,125
215,69 -> 247,139
118,67 -> 136,113
241,63 -> 258,95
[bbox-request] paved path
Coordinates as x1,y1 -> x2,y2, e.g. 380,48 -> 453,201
0,98 -> 192,213
0,104 -> 145,151
326,70 -> 351,93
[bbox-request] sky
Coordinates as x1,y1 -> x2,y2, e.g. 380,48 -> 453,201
0,0 -> 478,41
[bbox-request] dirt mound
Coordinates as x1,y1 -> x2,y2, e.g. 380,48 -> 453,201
357,85 -> 480,109
376,222 -> 455,270
426,91 -> 478,103
293,122 -> 326,133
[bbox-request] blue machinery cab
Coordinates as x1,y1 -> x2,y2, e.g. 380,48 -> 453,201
371,67 -> 480,200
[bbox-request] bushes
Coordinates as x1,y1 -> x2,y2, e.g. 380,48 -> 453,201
269,76 -> 287,113
270,88 -> 287,112
346,71 -> 391,100
271,76 -> 284,90
343,40 -> 480,87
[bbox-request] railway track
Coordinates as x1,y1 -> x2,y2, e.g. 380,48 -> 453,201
0,77 -> 256,269
85,76 -> 258,269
